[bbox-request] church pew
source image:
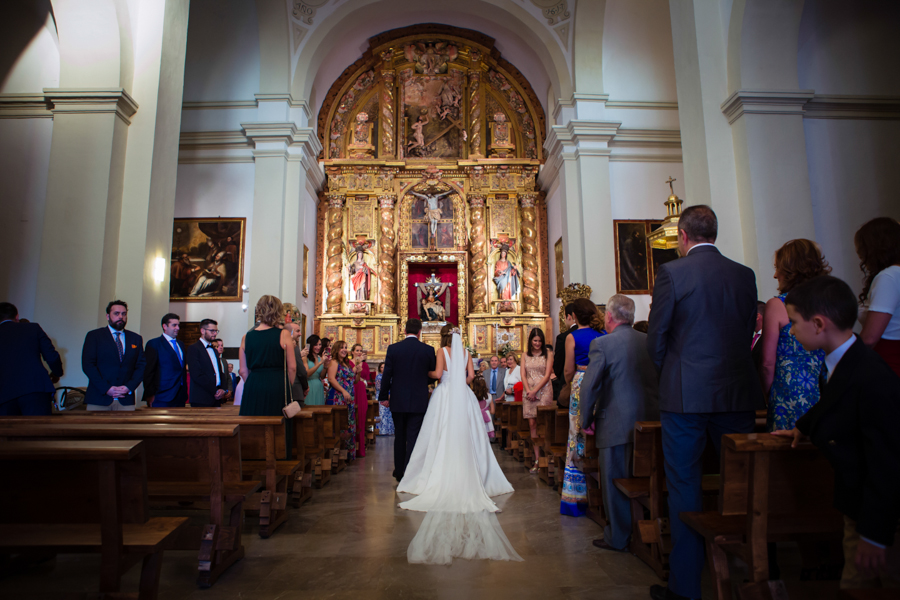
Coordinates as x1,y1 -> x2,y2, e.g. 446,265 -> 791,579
506,402 -> 530,462
497,402 -> 511,451
0,422 -> 258,588
305,405 -> 345,479
535,406 -> 565,487
0,440 -> 188,600
682,433 -> 843,600
51,413 -> 300,538
366,398 -> 378,446
581,426 -> 604,528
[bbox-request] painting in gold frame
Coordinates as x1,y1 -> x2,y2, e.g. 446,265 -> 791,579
300,314 -> 307,341
170,218 -> 245,302
613,220 -> 678,294
302,245 -> 309,298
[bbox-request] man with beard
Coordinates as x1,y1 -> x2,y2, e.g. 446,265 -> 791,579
81,300 -> 146,411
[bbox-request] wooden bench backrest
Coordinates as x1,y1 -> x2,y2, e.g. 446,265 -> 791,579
0,440 -> 149,525
0,423 -> 243,483
719,433 -> 836,516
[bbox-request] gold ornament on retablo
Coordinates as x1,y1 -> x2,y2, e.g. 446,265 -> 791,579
557,283 -> 592,331
648,176 -> 683,251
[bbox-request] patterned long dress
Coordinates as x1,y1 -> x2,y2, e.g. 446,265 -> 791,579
767,294 -> 825,431
326,361 -> 357,461
561,327 -> 603,517
375,373 -> 395,436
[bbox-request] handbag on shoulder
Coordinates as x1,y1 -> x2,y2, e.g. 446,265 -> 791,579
557,382 -> 571,408
283,346 -> 302,419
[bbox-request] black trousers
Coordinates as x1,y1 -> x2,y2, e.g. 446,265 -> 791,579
391,411 -> 425,478
0,392 -> 53,416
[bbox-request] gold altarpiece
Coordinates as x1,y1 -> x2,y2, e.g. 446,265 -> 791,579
313,25 -> 551,356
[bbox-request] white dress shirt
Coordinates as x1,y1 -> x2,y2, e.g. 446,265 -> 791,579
824,334 -> 856,382
205,341 -> 221,386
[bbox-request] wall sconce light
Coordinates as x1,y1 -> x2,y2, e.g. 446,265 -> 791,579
242,304 -> 248,312
241,284 -> 249,292
153,257 -> 166,283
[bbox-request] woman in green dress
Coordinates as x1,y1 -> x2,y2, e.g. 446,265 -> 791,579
238,295 -> 296,416
304,334 -> 326,406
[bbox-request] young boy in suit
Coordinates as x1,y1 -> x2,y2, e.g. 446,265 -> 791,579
775,275 -> 900,589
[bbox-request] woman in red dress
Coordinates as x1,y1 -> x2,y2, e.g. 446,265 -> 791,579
350,344 -> 371,458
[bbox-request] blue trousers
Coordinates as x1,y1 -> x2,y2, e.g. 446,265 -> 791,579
661,410 -> 755,599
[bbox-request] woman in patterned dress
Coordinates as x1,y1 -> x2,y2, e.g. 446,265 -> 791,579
326,340 -> 357,461
760,239 -> 831,431
522,328 -> 554,474
560,298 -> 604,517
376,363 -> 395,436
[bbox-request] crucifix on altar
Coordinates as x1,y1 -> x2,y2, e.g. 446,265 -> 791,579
414,270 -> 454,323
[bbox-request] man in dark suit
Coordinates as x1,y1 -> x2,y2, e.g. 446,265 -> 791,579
646,206 -> 762,600
143,313 -> 187,407
581,294 -> 660,553
379,318 -> 436,481
0,302 -> 63,415
751,301 -> 766,410
82,300 -> 146,411
185,319 -> 227,407
776,276 -> 900,588
485,355 -> 506,404
552,303 -> 576,401
212,339 -> 233,400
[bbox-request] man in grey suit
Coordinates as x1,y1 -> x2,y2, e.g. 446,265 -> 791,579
646,205 -> 762,600
581,294 -> 659,553
485,355 -> 506,404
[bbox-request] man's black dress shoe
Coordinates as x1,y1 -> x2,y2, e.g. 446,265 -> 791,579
592,539 -> 627,552
649,585 -> 697,600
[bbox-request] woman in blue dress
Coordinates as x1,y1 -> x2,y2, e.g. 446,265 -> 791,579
759,239 -> 831,431
560,298 -> 605,517
375,363 -> 394,435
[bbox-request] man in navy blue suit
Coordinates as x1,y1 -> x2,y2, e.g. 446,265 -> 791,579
0,302 -> 63,416
378,318 -> 436,481
143,313 -> 187,407
646,206 -> 762,600
81,300 -> 146,411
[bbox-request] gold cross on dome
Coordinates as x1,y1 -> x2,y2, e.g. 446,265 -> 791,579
665,176 -> 676,195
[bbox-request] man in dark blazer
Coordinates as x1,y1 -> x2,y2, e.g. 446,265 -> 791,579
185,319 -> 227,407
485,355 -> 506,404
82,300 -> 146,411
0,302 -> 63,415
581,294 -> 660,553
646,206 -> 762,600
777,276 -> 900,588
379,318 -> 436,481
552,303 -> 576,401
143,313 -> 187,407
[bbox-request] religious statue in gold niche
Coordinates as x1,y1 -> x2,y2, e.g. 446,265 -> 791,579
410,189 -> 453,238
347,240 -> 376,302
348,112 -> 375,159
489,112 -> 515,158
492,241 -> 520,301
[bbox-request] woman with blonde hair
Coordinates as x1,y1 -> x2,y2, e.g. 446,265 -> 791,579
759,239 -> 831,430
326,340 -> 357,460
239,295 -> 296,416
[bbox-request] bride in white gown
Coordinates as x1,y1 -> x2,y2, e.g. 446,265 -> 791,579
398,325 -> 523,565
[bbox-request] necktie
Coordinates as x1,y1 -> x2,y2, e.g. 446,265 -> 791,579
751,332 -> 760,349
491,369 -> 497,395
115,332 -> 124,362
171,339 -> 183,365
818,362 -> 829,390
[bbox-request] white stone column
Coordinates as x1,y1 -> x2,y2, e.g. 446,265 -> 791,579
34,89 -> 137,378
243,122 -> 322,326
544,118 -> 619,304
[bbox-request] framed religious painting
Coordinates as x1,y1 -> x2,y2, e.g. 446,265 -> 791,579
554,237 -> 564,293
170,217 -> 246,302
613,220 -> 677,294
300,314 -> 307,341
302,245 -> 309,298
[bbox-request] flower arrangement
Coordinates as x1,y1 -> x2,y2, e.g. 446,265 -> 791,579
464,343 -> 478,358
497,343 -> 515,358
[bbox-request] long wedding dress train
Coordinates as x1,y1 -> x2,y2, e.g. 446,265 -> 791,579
398,333 -> 523,565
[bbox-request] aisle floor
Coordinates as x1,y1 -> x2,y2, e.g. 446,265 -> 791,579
0,436 -> 837,599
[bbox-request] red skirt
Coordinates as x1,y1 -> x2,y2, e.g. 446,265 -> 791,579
874,338 -> 900,378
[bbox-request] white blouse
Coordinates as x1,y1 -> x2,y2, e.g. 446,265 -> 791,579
503,365 -> 521,402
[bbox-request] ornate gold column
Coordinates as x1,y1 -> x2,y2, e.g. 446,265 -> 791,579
469,195 -> 488,312
325,194 -> 345,313
378,194 -> 396,314
520,193 -> 540,313
380,52 -> 395,159
467,68 -> 483,159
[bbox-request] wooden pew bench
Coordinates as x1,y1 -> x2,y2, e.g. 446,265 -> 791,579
682,433 -> 842,600
535,406 -> 566,487
68,412 -> 303,538
305,405 -> 345,480
0,440 -> 188,600
366,398 -> 378,446
0,422 -> 258,588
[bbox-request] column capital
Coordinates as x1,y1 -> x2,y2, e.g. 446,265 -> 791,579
378,194 -> 395,208
43,87 -> 139,125
721,89 -> 815,124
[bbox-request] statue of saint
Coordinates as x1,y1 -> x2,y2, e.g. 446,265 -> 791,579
410,189 -> 453,237
348,244 -> 376,301
493,245 -> 520,300
421,290 -> 446,322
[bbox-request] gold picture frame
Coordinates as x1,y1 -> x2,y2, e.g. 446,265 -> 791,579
613,220 -> 678,294
302,245 -> 309,298
169,218 -> 246,302
554,237 -> 564,293
300,314 -> 307,341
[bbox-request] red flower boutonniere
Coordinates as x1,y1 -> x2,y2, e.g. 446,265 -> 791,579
131,344 -> 137,349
